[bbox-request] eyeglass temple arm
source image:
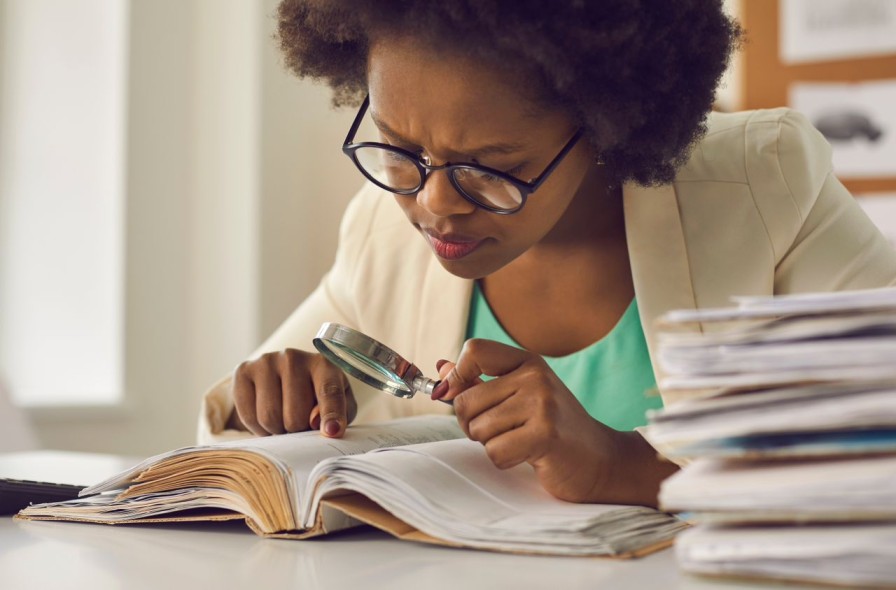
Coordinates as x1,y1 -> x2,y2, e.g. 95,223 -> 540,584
343,94 -> 371,147
527,128 -> 585,190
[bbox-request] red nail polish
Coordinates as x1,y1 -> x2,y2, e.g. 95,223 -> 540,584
436,359 -> 449,371
431,380 -> 449,400
324,420 -> 340,437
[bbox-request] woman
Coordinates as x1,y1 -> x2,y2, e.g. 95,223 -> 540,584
198,1 -> 896,507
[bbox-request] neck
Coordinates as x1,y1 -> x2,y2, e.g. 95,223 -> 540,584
485,161 -> 629,294
532,162 -> 625,257
478,162 -> 634,356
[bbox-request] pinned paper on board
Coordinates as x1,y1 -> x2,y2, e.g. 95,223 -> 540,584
780,0 -> 896,64
790,80 -> 896,178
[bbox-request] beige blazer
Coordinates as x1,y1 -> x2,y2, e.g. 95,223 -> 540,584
198,108 -> 896,444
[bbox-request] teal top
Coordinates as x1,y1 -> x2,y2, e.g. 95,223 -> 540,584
465,283 -> 662,431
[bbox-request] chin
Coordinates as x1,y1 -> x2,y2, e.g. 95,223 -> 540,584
434,252 -> 512,281
430,255 -> 491,280
437,259 -> 488,280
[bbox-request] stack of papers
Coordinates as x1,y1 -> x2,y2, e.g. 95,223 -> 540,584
647,287 -> 896,588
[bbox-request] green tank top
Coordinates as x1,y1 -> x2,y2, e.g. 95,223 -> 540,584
465,283 -> 662,431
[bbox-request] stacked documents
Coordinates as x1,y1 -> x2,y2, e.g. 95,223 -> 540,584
647,287 -> 896,588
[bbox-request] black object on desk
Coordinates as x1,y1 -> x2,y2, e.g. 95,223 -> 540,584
0,479 -> 83,515
0,451 -> 135,516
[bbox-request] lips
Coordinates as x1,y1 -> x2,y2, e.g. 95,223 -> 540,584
423,229 -> 485,260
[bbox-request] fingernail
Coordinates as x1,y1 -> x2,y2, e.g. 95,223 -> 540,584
323,420 -> 341,437
431,379 -> 449,400
436,359 -> 449,371
309,407 -> 321,430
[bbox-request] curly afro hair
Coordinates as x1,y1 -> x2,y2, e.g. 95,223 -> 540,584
277,0 -> 742,186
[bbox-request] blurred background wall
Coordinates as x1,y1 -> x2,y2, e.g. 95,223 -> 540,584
0,0 -> 365,454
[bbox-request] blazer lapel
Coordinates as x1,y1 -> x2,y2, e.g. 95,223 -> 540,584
623,182 -> 700,386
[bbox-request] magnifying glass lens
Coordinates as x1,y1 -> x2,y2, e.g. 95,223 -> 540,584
313,323 -> 443,401
317,339 -> 413,395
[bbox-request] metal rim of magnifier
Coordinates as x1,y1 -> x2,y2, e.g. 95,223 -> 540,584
313,322 -> 422,399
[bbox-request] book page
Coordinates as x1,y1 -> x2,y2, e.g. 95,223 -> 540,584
242,416 -> 464,507
307,438 -> 685,555
83,416 -> 464,511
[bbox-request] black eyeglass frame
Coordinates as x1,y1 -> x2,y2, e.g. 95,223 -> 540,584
341,95 -> 584,214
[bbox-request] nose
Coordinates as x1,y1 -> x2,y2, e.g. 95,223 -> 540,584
416,170 -> 478,217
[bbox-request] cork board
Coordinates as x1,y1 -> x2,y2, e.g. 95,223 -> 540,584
741,0 -> 896,194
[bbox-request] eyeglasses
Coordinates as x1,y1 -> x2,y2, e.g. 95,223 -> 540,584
342,96 -> 583,214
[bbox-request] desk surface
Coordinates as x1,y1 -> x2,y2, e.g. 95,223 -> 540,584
0,452 -> 823,590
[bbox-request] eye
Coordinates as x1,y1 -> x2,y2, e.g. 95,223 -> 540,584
470,158 -> 526,178
484,164 -> 525,182
503,164 -> 525,178
384,150 -> 411,164
379,134 -> 423,156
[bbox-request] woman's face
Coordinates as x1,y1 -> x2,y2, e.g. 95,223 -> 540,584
366,37 -> 600,280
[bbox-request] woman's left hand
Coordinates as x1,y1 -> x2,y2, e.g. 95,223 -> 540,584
434,338 -> 626,504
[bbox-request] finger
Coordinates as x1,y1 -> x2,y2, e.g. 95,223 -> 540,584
280,350 -> 315,433
432,360 -> 478,401
482,426 -> 536,470
463,388 -> 528,443
311,357 -> 350,438
437,359 -> 453,379
452,377 -> 519,437
232,365 -> 263,435
225,404 -> 247,431
308,405 -> 321,431
254,362 -> 286,435
442,339 -> 532,401
345,390 -> 358,424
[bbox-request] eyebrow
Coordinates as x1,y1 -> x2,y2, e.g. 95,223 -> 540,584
369,111 -> 527,158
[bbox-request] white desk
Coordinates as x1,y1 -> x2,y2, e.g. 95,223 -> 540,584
0,453 -> 821,590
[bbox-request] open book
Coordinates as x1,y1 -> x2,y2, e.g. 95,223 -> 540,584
17,416 -> 684,557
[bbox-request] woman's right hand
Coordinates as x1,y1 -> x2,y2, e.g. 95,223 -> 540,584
226,349 -> 356,438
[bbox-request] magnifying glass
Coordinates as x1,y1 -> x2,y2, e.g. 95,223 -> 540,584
313,322 -> 451,405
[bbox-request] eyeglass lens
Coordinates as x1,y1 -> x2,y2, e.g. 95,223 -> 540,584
352,146 -> 523,211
